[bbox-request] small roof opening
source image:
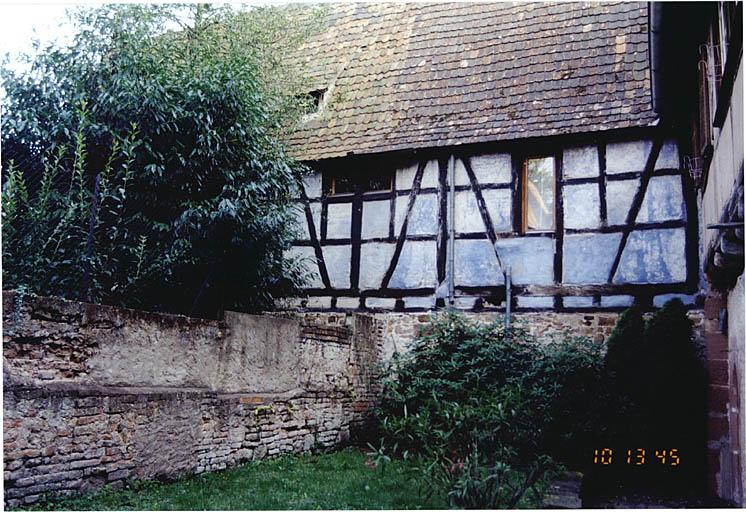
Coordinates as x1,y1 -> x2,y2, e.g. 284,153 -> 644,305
301,88 -> 327,116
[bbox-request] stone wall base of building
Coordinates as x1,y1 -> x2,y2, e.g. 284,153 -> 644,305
703,287 -> 744,506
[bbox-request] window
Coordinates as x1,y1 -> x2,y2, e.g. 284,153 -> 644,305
309,88 -> 327,108
522,156 -> 555,232
323,169 -> 393,196
693,2 -> 742,169
300,88 -> 327,116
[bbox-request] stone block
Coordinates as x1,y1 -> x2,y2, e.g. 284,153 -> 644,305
613,228 -> 687,284
389,241 -> 438,289
606,179 -> 639,226
516,296 -> 555,309
495,237 -> 554,285
563,297 -> 594,308
563,183 -> 601,229
39,370 -> 56,380
361,200 -> 391,239
365,298 -> 397,310
321,245 -> 351,289
708,385 -> 730,413
359,242 -> 395,290
638,175 -> 685,223
708,360 -> 729,386
326,203 -> 352,239
563,233 -> 622,284
23,494 -> 40,504
704,292 -> 726,319
69,459 -> 98,470
563,146 -> 599,179
395,193 -> 438,236
606,139 -> 652,174
455,239 -> 503,287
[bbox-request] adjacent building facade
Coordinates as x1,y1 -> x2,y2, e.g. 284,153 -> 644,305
286,3 -> 700,313
652,1 -> 744,506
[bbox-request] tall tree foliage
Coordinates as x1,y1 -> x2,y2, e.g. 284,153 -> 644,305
2,4 -> 321,316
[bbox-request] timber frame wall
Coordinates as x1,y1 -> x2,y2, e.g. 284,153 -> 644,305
290,126 -> 700,312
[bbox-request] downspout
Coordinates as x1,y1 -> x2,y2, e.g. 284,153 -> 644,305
448,155 -> 456,308
505,265 -> 512,333
649,1 -> 665,115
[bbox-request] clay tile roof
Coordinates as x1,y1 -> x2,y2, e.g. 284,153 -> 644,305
288,2 -> 657,162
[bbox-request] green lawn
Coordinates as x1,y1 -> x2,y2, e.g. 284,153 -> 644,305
22,448 -> 447,510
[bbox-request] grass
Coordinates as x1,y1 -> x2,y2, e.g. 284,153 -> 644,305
21,448 -> 447,510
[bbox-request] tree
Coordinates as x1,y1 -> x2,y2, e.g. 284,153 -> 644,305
1,4 -> 322,317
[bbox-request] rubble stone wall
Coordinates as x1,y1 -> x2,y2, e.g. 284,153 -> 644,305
293,309 -> 704,362
3,292 -> 381,507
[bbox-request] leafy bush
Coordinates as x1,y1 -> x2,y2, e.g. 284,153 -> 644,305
374,301 -> 707,504
1,4 -> 321,316
1,108 -> 161,305
374,313 -> 605,507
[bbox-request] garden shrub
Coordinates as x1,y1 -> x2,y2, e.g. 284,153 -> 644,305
374,313 -> 605,508
590,298 -> 707,497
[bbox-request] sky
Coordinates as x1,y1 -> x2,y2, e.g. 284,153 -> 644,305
0,0 -> 318,71
0,3 -> 78,69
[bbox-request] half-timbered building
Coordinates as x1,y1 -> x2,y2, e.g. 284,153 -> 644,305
286,2 -> 700,313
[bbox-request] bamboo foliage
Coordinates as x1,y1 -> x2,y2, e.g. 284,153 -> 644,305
1,103 -> 163,305
1,4 -> 322,316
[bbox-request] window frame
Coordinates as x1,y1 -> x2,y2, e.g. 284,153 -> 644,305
693,1 -> 742,190
521,155 -> 557,234
323,169 -> 394,197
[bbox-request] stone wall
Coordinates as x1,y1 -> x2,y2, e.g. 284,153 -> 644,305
704,278 -> 745,505
3,291 -> 706,507
286,308 -> 705,364
3,292 -> 381,507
